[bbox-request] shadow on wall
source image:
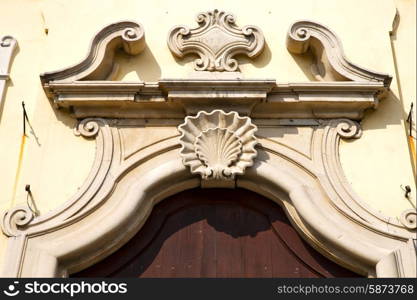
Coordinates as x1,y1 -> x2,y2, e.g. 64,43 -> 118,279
289,50 -> 405,131
361,92 -> 403,130
114,45 -> 161,81
170,50 -> 198,70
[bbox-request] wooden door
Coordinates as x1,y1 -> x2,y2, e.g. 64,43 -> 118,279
73,188 -> 359,278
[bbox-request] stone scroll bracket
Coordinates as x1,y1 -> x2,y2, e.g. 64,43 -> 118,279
0,118 -> 112,241
0,36 -> 18,120
286,20 -> 392,89
167,9 -> 265,72
40,20 -> 146,98
317,118 -> 417,235
4,12 -> 411,278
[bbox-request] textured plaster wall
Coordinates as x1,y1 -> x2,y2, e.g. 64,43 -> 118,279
0,0 -> 415,268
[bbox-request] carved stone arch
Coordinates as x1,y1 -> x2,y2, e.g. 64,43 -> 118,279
1,118 -> 414,277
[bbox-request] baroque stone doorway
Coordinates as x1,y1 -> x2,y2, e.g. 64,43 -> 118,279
73,188 -> 358,278
2,11 -> 415,278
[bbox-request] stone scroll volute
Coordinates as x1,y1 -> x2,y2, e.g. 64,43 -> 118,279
178,110 -> 258,187
2,10 -> 415,279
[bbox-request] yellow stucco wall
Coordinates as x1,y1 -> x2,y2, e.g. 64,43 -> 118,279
0,0 -> 415,269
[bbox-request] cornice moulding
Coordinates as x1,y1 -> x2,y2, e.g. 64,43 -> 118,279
287,20 -> 392,87
46,80 -> 382,119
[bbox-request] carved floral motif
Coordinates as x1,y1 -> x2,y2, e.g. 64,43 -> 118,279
178,110 -> 258,180
168,9 -> 264,71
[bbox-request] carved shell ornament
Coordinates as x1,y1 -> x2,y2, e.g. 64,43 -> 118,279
168,9 -> 265,71
178,110 -> 258,180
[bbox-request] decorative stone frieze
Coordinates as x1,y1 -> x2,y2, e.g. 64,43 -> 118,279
178,110 -> 257,183
168,9 -> 264,72
2,13 -> 414,279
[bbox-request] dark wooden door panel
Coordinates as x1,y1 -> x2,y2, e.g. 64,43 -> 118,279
73,188 -> 359,278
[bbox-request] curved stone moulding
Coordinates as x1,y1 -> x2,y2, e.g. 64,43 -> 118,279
286,20 -> 392,88
399,209 -> 417,230
40,20 -> 145,87
168,9 -> 265,72
178,110 -> 258,183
